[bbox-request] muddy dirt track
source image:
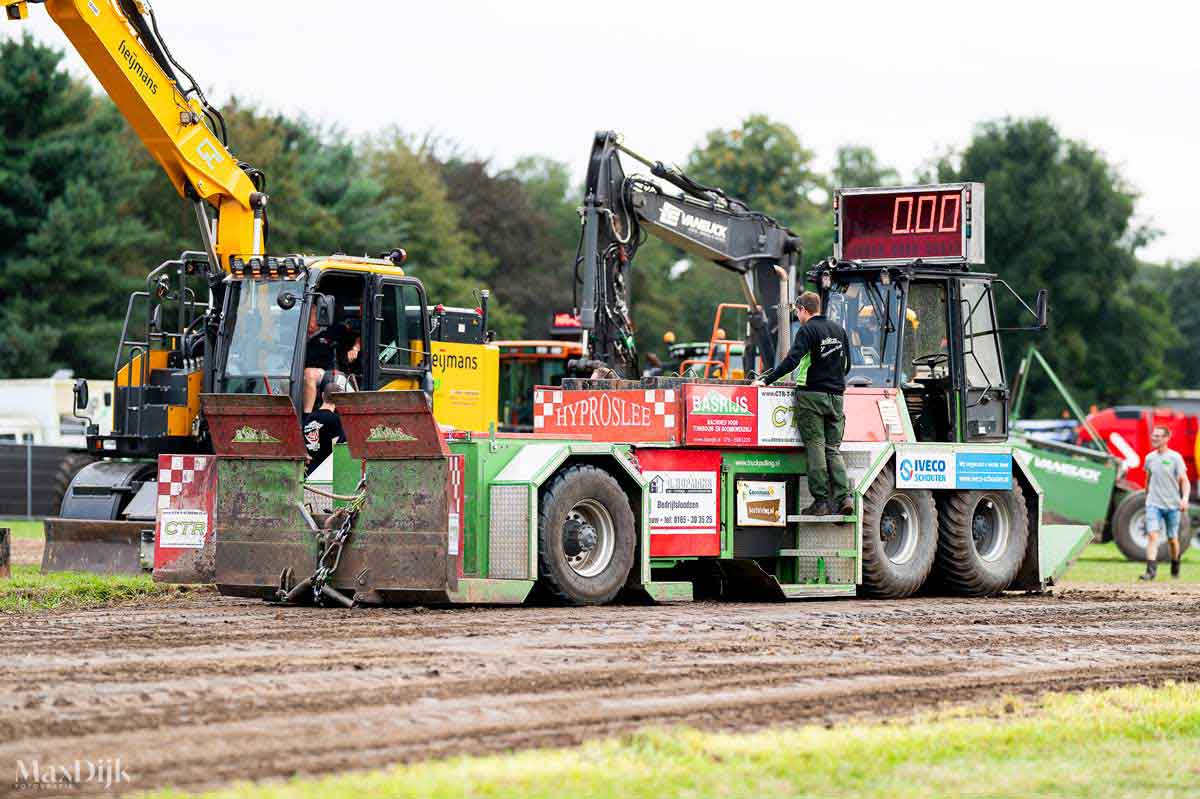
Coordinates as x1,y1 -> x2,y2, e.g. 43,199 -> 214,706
2,585 -> 1199,796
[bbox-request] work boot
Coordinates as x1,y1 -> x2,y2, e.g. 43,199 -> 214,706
838,496 -> 855,516
1139,561 -> 1158,581
802,500 -> 834,517
1171,560 -> 1181,579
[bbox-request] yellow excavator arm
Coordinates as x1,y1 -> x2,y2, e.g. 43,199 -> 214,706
7,0 -> 263,271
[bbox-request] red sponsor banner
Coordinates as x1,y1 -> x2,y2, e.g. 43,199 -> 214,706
683,384 -> 758,446
635,448 -> 721,557
533,388 -> 680,444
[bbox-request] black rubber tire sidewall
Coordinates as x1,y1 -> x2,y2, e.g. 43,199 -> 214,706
1112,490 -> 1192,562
53,453 -> 98,516
859,469 -> 938,599
934,485 -> 1030,597
537,465 -> 636,605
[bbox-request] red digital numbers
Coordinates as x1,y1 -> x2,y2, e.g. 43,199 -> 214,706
840,188 -> 965,262
891,194 -> 959,235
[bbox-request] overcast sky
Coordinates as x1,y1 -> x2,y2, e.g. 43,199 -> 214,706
8,0 -> 1198,262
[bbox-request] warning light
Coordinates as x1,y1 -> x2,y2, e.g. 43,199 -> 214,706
552,312 -> 582,329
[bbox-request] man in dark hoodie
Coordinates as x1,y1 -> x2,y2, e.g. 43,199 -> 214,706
752,291 -> 852,516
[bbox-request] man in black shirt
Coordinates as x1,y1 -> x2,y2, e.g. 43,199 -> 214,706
302,374 -> 346,476
303,306 -> 357,413
753,291 -> 852,516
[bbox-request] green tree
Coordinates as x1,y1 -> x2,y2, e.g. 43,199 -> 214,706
685,114 -> 824,228
931,118 -> 1179,412
1147,259 -> 1200,389
832,144 -> 900,189
128,100 -> 389,260
362,132 -> 520,336
0,35 -> 161,377
509,156 -> 579,261
438,156 -> 575,337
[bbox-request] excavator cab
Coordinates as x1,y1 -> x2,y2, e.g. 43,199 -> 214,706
215,265 -> 434,403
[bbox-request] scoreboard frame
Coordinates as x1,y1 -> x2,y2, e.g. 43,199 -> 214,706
834,182 -> 985,266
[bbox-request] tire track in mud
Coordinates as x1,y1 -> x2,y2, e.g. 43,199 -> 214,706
2,586 -> 1198,796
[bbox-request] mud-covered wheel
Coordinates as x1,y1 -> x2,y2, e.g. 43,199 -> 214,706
934,485 -> 1029,596
1111,489 -> 1192,562
860,470 -> 938,598
537,465 -> 636,605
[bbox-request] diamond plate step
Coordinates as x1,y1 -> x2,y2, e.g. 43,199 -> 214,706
787,514 -> 856,524
779,582 -> 856,599
778,548 -> 857,558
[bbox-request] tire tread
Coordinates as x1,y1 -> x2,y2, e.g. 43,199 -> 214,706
860,470 -> 937,598
536,464 -> 635,605
934,483 -> 1028,597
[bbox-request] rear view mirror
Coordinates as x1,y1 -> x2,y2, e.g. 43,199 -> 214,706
73,378 -> 89,412
276,290 -> 297,310
992,280 -> 1050,333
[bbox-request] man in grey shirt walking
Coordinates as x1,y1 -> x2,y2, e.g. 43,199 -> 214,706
1140,425 -> 1190,580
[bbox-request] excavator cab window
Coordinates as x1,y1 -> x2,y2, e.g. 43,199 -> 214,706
372,277 -> 431,390
221,278 -> 305,397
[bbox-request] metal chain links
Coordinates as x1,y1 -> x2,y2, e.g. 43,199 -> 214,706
308,478 -> 366,606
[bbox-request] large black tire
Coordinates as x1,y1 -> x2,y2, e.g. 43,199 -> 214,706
860,470 -> 938,598
934,485 -> 1029,597
537,465 -> 636,605
53,453 -> 98,515
1111,489 -> 1192,562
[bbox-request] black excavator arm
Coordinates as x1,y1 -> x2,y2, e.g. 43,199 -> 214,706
575,130 -> 803,377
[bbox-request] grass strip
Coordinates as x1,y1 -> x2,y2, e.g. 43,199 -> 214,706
145,682 -> 1200,799
0,564 -> 195,613
0,518 -> 45,539
1063,540 -> 1200,584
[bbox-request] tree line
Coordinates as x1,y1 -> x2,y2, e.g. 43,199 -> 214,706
1,35 -> 1194,415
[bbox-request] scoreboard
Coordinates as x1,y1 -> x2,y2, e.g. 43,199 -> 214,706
834,183 -> 984,265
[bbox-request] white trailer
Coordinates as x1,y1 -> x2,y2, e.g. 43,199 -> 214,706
0,377 -> 113,447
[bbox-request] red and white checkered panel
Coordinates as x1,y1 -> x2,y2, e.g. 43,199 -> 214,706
154,454 -> 217,577
532,389 -> 561,430
646,389 -> 677,429
157,455 -> 210,509
448,454 -> 465,568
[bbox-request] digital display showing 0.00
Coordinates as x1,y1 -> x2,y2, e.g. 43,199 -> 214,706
841,188 -> 965,262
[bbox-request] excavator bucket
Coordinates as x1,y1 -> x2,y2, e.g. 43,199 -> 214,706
332,390 -> 456,604
198,393 -> 309,598
205,391 -> 454,605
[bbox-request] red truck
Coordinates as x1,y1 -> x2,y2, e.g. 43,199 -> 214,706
1074,406 -> 1199,559
1078,406 -> 1200,495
